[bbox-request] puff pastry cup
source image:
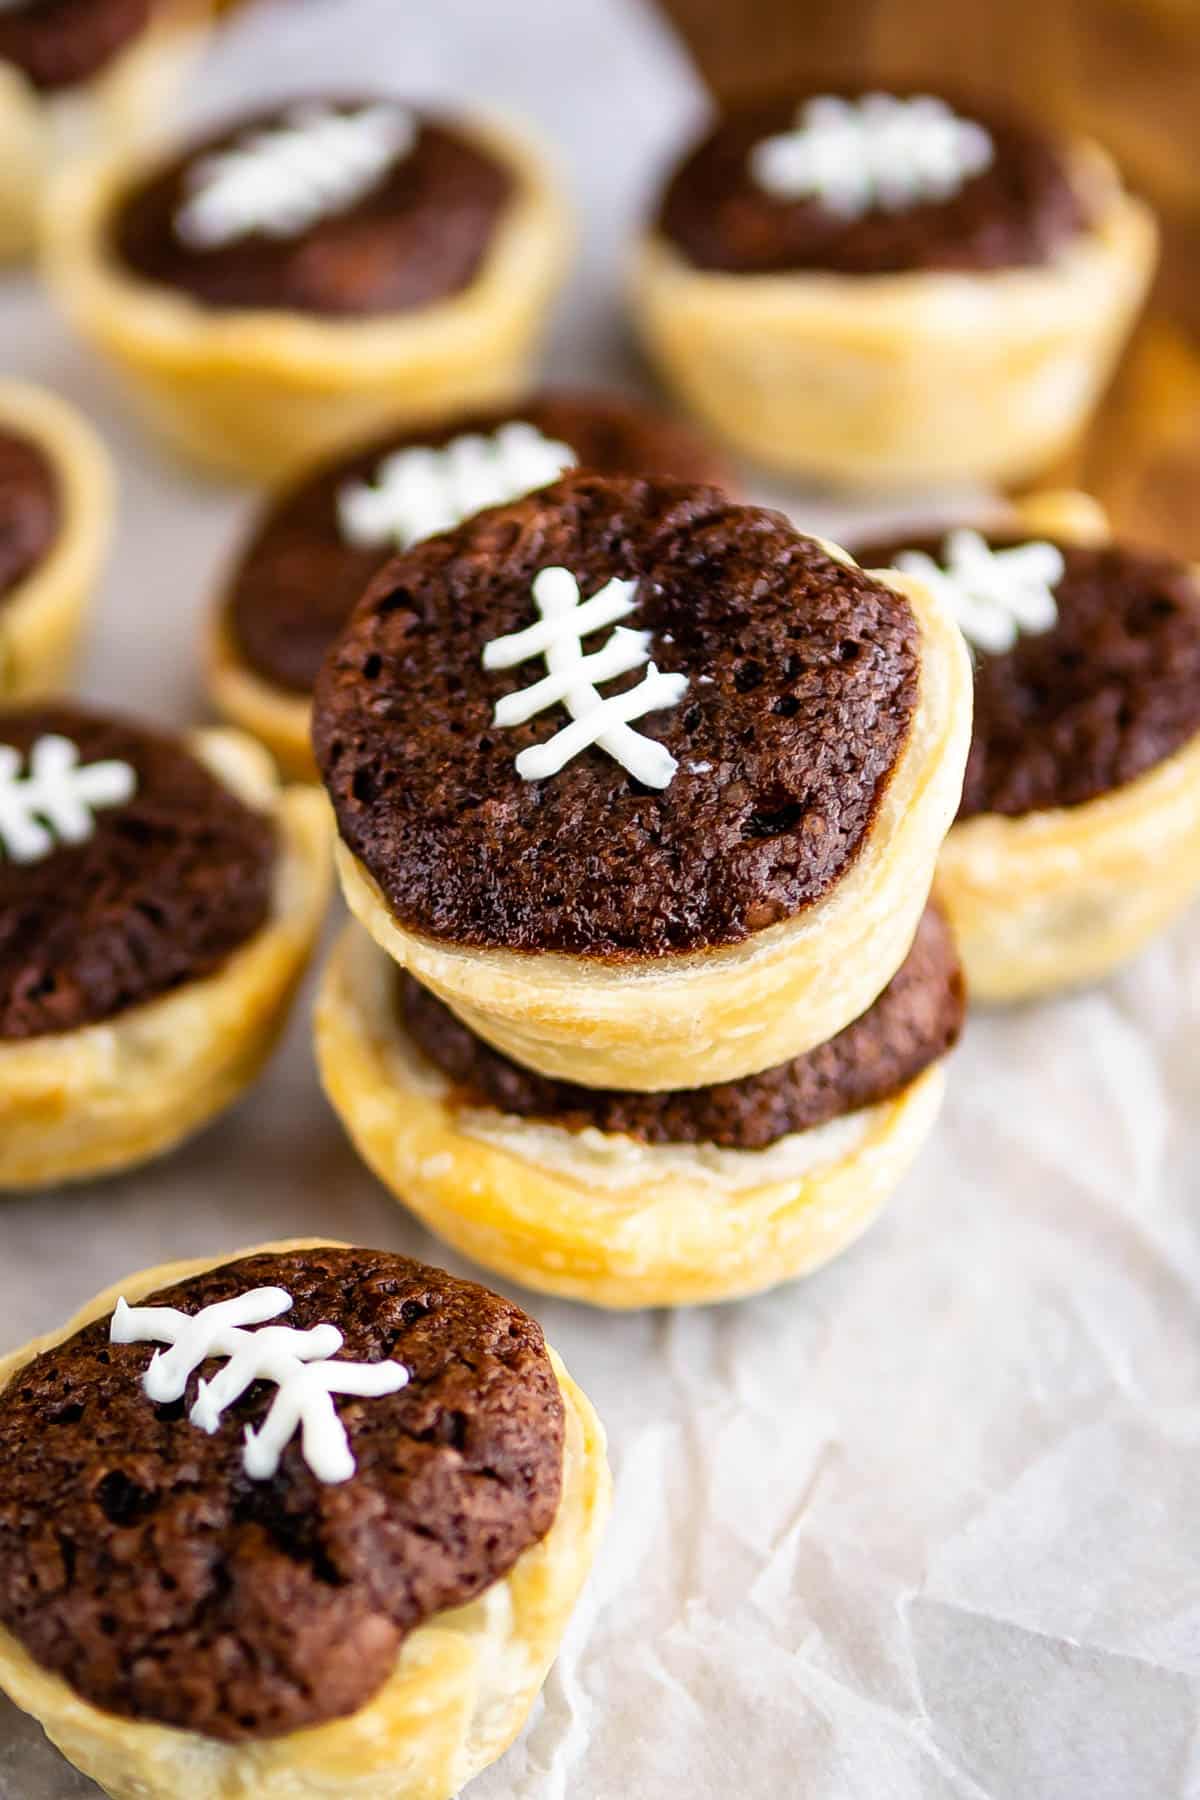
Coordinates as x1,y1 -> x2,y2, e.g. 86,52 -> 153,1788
0,1240 -> 611,1800
0,0 -> 210,263
41,109 -> 572,483
0,727 -> 330,1188
316,925 -> 954,1309
329,557 -> 971,1093
876,493 -> 1200,1000
632,139 -> 1156,490
0,377 -> 113,700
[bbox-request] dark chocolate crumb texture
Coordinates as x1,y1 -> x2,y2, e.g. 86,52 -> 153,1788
0,427 -> 59,603
402,903 -> 964,1148
112,98 -> 515,317
0,1247 -> 564,1741
656,89 -> 1092,278
227,391 -> 733,697
0,703 -> 276,1039
854,527 -> 1200,819
0,0 -> 151,93
313,473 -> 920,959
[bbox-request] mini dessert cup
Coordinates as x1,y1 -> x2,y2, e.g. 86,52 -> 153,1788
0,1241 -> 609,1799
317,910 -> 962,1308
207,390 -> 732,780
855,492 -> 1200,999
314,471 -> 972,1092
0,0 -> 211,262
632,93 -> 1157,488
0,707 -> 330,1186
43,100 -> 572,481
0,378 -> 113,700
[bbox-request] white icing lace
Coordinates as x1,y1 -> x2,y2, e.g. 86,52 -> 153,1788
175,102 -> 416,249
751,93 -> 994,218
894,528 -> 1064,655
111,1288 -> 410,1485
483,566 -> 688,788
0,735 -> 136,865
338,422 -> 577,551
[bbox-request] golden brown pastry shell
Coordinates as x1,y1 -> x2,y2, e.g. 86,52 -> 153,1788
0,0 -> 211,262
0,377 -> 113,700
934,491 -> 1200,999
0,1238 -> 610,1799
316,925 -> 948,1310
41,112 -> 573,483
330,561 -> 973,1092
0,731 -> 331,1188
630,144 -> 1157,489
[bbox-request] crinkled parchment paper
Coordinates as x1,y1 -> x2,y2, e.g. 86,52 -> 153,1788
0,2 -> 1197,1795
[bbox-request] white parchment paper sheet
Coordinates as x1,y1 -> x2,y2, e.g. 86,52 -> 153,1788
1,2 -> 1198,1794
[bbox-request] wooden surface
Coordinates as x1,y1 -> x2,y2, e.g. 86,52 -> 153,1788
656,0 -> 1200,554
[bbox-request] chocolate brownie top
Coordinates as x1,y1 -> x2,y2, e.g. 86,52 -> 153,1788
656,90 -> 1091,277
313,473 -> 920,959
0,428 -> 58,604
0,0 -> 151,92
855,529 -> 1200,818
226,391 -> 733,697
0,1246 -> 564,1741
402,903 -> 963,1147
111,100 -> 515,317
0,704 -> 276,1039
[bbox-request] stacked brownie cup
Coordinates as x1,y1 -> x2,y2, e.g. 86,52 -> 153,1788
312,469 -> 974,1306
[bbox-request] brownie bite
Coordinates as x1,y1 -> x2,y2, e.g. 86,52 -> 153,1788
855,529 -> 1200,818
111,99 -> 516,317
313,472 -> 921,959
656,88 -> 1092,277
0,1246 -> 564,1740
225,391 -> 733,700
0,702 -> 276,1038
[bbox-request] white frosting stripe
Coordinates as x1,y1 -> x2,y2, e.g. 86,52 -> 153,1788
110,1287 -> 410,1486
483,567 -> 688,789
176,103 -> 416,250
339,421 -> 577,551
752,93 -> 994,218
0,735 -> 137,865
894,529 -> 1064,656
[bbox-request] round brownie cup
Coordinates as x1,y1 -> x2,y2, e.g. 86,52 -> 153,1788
111,101 -> 515,317
0,428 -> 59,603
401,902 -> 964,1148
313,472 -> 920,958
656,90 -> 1091,278
0,704 -> 276,1039
0,0 -> 151,92
0,1246 -> 564,1741
227,391 -> 733,697
855,530 -> 1200,819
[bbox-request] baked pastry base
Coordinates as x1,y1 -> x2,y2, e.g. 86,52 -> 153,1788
42,113 -> 573,483
0,732 -> 331,1189
938,728 -> 1200,1000
630,145 -> 1157,489
0,1239 -> 611,1800
0,378 -> 114,700
0,1 -> 210,263
331,560 -> 972,1091
316,926 -> 947,1309
208,603 -> 319,781
934,489 -> 1200,1000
